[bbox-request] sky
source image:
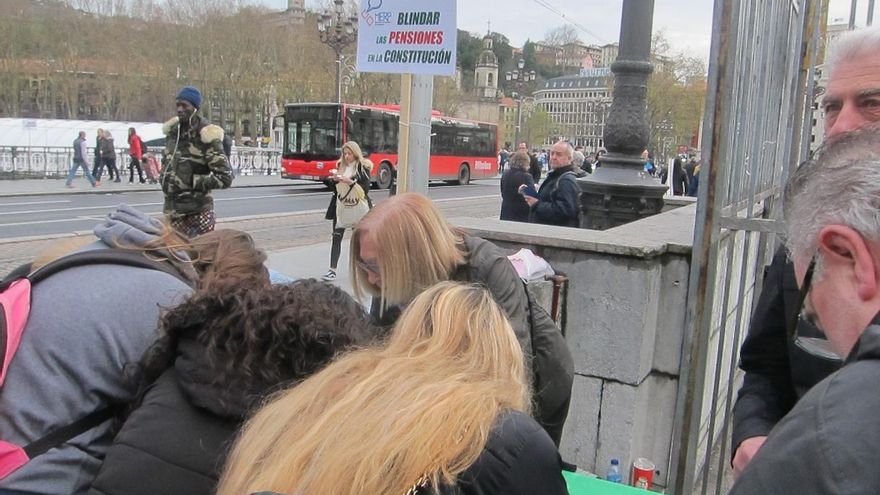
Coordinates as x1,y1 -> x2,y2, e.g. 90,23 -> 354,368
259,0 -> 877,62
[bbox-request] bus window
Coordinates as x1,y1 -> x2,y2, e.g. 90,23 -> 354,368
283,105 -> 340,157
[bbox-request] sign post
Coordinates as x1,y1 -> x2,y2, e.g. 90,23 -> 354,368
356,0 -> 456,195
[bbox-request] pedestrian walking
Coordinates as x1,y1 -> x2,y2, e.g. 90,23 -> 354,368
92,129 -> 106,181
127,127 -> 146,184
66,131 -> 98,188
321,141 -> 373,282
160,86 -> 233,237
100,130 -> 121,183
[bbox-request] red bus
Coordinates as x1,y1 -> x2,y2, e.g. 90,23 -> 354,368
279,103 -> 498,189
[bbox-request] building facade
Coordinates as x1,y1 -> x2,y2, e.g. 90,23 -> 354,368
534,67 -> 613,150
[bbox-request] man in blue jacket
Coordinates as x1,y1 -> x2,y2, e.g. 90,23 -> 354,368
521,140 -> 581,227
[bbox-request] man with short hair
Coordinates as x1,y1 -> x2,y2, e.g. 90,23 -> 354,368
730,125 -> 880,493
521,140 -> 580,227
66,131 -> 98,188
731,26 -> 880,477
160,86 -> 233,237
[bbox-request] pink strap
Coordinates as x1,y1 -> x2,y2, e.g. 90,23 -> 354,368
0,440 -> 29,479
0,279 -> 32,385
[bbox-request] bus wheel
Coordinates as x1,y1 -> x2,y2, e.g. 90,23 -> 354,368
376,162 -> 393,189
457,163 -> 471,185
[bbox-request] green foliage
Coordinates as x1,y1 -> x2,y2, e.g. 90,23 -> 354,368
523,107 -> 553,146
646,30 -> 707,163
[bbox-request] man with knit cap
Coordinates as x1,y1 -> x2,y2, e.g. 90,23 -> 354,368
160,86 -> 233,237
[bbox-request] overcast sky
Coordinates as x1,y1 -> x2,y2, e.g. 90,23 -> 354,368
258,0 -> 877,62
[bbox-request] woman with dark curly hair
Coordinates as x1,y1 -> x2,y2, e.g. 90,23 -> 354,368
87,237 -> 377,495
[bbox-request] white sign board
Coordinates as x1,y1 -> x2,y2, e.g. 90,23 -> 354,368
356,0 -> 457,76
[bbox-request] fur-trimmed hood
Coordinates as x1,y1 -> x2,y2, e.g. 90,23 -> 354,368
163,116 -> 224,144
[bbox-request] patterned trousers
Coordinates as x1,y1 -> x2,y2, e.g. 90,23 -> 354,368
170,210 -> 216,238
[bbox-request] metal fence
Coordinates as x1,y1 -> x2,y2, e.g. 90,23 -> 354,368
0,146 -> 281,178
670,0 -> 825,493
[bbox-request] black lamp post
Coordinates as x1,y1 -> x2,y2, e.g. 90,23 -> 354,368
317,0 -> 358,104
578,0 -> 666,230
506,58 -> 537,146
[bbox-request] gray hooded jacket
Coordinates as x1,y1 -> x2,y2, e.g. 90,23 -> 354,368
0,206 -> 192,494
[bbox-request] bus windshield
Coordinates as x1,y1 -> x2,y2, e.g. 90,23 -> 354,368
283,105 -> 340,158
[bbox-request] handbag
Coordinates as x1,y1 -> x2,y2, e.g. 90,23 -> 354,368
335,183 -> 369,228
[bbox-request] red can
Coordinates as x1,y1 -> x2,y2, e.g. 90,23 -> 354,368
631,458 -> 655,490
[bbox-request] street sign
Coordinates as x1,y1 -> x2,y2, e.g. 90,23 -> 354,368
356,0 -> 457,76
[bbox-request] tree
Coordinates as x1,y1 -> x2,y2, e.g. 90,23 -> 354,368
544,25 -> 580,46
523,107 -> 552,147
646,31 -> 707,164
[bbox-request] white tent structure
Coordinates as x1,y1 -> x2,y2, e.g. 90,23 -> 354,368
0,118 -> 165,148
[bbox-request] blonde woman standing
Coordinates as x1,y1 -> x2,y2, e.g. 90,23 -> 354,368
322,141 -> 373,281
217,282 -> 568,495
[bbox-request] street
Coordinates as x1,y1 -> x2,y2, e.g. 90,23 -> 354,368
0,179 -> 501,239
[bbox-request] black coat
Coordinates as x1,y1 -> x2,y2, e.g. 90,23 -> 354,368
528,154 -> 542,183
433,410 -> 569,494
731,247 -> 841,454
499,168 -> 535,223
88,337 -> 274,495
531,166 -> 581,227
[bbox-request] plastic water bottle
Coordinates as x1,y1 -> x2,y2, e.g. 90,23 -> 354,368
606,458 -> 623,483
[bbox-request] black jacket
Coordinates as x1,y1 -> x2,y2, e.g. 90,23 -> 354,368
531,165 -> 581,227
731,247 -> 841,454
528,154 -> 542,183
731,314 -> 880,494
433,410 -> 569,494
88,337 -> 275,495
499,168 -> 535,223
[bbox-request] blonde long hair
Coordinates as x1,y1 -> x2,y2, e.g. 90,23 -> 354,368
350,192 -> 466,305
337,140 -> 373,175
216,282 -> 529,495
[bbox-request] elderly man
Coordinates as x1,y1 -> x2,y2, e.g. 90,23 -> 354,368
521,140 -> 581,227
160,86 -> 233,237
730,126 -> 880,493
731,26 -> 880,476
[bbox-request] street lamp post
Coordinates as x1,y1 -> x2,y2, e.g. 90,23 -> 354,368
317,0 -> 358,104
506,58 -> 537,146
579,0 -> 667,230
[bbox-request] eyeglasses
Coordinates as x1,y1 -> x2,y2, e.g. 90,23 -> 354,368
790,255 -> 843,362
355,259 -> 381,275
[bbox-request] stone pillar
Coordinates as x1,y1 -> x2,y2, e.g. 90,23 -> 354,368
580,0 -> 668,230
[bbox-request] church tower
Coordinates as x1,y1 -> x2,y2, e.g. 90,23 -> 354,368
474,34 -> 499,99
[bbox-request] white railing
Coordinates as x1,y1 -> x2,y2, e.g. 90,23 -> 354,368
0,146 -> 281,178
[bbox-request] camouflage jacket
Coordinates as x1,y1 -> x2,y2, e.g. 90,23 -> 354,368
160,116 -> 233,217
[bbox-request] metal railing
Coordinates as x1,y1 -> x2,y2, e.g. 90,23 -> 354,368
670,0 -> 825,493
0,146 -> 281,178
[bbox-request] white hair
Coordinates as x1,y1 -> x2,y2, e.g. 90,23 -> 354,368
572,150 -> 585,166
784,126 -> 880,261
826,26 -> 880,77
553,140 -> 574,158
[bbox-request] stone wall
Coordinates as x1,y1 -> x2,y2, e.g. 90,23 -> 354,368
452,203 -> 696,487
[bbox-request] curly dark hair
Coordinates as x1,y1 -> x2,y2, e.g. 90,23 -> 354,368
134,279 -> 379,410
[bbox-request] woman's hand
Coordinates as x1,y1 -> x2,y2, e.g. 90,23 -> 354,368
336,175 -> 354,185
